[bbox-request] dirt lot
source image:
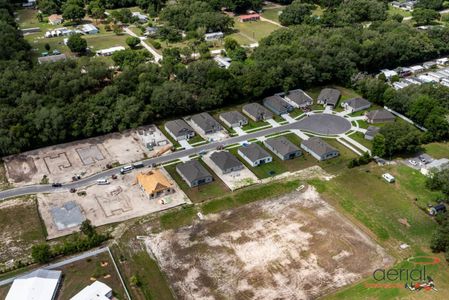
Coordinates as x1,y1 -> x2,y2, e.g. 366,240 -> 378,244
0,197 -> 46,268
147,186 -> 393,299
39,168 -> 188,239
3,125 -> 172,186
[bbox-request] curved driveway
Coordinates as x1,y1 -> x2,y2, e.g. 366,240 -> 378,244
0,114 -> 352,200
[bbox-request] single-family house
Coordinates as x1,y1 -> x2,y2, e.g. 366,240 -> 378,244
380,69 -> 398,80
48,14 -> 63,25
37,54 -> 67,64
81,24 -> 99,34
301,137 -> 339,161
96,46 -> 125,56
136,169 -> 174,200
219,111 -> 248,128
264,136 -> 302,160
263,95 -> 294,115
191,112 -> 222,135
242,103 -> 273,122
71,281 -> 112,300
144,26 -> 158,36
423,61 -> 437,69
165,119 -> 195,141
239,14 -> 260,22
204,31 -> 224,41
365,109 -> 395,124
6,269 -> 62,300
209,151 -> 244,174
341,97 -> 371,113
176,160 -> 213,187
132,12 -> 148,23
238,143 -> 272,167
317,88 -> 341,107
410,65 -> 424,74
213,56 -> 231,69
284,89 -> 313,108
364,126 -> 381,141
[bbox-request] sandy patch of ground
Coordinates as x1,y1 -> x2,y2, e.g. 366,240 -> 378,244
3,125 -> 171,186
146,187 -> 393,299
38,168 -> 188,239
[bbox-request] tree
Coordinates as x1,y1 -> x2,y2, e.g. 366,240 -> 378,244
112,49 -> 152,68
416,0 -> 444,10
426,169 -> 449,196
80,219 -> 96,237
44,43 -> 51,51
372,134 -> 386,157
67,34 -> 87,53
412,8 -> 439,25
279,1 -> 314,26
62,4 -> 85,22
31,243 -> 52,263
126,36 -> 141,49
130,274 -> 142,287
377,122 -> 423,157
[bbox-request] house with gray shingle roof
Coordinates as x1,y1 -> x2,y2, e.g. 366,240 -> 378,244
219,111 -> 248,128
264,136 -> 302,160
341,98 -> 371,113
364,126 -> 381,141
165,119 -> 195,141
37,54 -> 67,64
301,137 -> 339,161
176,160 -> 213,187
284,89 -> 313,108
317,88 -> 341,107
365,109 -> 395,124
263,95 -> 294,115
238,143 -> 272,167
191,113 -> 222,135
242,103 -> 273,122
210,151 -> 244,174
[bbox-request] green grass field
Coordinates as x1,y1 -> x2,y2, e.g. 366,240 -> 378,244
232,18 -> 281,43
424,142 -> 449,159
388,4 -> 412,17
348,131 -> 372,150
261,7 -> 284,22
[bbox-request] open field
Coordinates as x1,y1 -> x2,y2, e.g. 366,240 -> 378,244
261,7 -> 284,22
147,186 -> 392,299
348,132 -> 372,150
3,125 -> 171,186
232,18 -> 280,43
424,142 -> 449,159
57,251 -> 127,299
38,168 -> 187,239
0,196 -> 46,267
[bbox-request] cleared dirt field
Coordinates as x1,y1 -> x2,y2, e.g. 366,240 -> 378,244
3,125 -> 171,186
147,187 -> 393,299
0,197 -> 46,268
39,168 -> 188,239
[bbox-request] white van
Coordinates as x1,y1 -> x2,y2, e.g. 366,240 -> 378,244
120,165 -> 134,174
97,178 -> 109,185
382,173 -> 395,183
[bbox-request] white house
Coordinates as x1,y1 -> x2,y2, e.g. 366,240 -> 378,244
6,269 -> 62,300
380,69 -> 398,80
70,281 -> 112,300
96,46 -> 125,56
81,24 -> 99,35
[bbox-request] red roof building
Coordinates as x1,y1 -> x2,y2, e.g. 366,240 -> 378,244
239,13 -> 260,22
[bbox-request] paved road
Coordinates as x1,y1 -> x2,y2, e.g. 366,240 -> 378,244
123,27 -> 163,62
0,120 -> 313,200
0,247 -> 108,286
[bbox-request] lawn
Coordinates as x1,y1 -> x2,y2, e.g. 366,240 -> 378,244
187,134 -> 205,145
318,138 -> 358,173
232,18 -> 281,42
164,160 -> 230,203
84,33 -> 129,51
289,108 -> 304,119
241,118 -> 271,131
58,252 -> 127,299
226,32 -> 254,46
348,132 -> 372,150
157,124 -> 181,148
261,7 -> 284,22
424,142 -> 449,159
388,4 -> 412,17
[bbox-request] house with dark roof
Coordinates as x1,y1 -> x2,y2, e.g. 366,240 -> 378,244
264,136 -> 302,160
365,109 -> 395,124
165,119 -> 195,141
284,89 -> 313,108
317,88 -> 341,107
238,143 -> 272,167
301,137 -> 339,161
176,160 -> 213,187
191,113 -> 222,135
219,111 -> 248,128
341,98 -> 371,113
364,126 -> 381,141
242,103 -> 274,122
210,151 -> 244,174
263,95 -> 294,115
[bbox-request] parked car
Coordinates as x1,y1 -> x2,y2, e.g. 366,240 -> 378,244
52,183 -> 62,187
97,179 -> 110,185
120,165 -> 134,174
408,159 -> 418,166
419,155 -> 429,164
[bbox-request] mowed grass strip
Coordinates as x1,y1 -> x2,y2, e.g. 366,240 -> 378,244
424,142 -> 449,159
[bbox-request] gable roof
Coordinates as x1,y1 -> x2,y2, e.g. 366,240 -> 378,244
265,136 -> 300,156
136,169 -> 173,195
302,137 -> 338,157
242,103 -> 273,119
285,89 -> 313,106
37,54 -> 67,64
366,109 -> 395,121
219,111 -> 247,125
263,95 -> 292,112
6,269 -> 62,300
191,113 -> 221,132
48,14 -> 63,22
343,97 -> 371,110
317,88 -> 341,106
71,281 -> 112,300
210,151 -> 243,171
165,119 -> 194,137
365,126 -> 380,138
239,143 -> 271,162
176,160 -> 212,182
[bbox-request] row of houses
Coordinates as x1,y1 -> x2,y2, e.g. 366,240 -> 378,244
175,136 -> 340,187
